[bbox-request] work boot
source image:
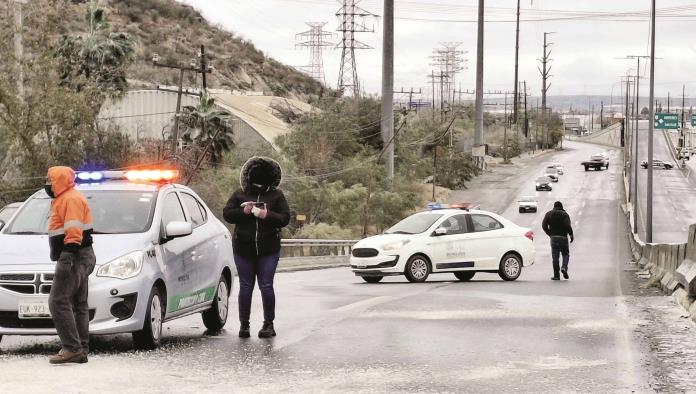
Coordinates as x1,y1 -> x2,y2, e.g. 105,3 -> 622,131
561,268 -> 569,280
239,321 -> 250,338
258,321 -> 276,338
49,350 -> 87,365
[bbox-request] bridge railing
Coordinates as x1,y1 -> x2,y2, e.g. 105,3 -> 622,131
280,239 -> 359,259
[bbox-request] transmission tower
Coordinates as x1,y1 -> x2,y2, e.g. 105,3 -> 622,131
336,0 -> 375,97
296,22 -> 333,86
430,42 -> 467,109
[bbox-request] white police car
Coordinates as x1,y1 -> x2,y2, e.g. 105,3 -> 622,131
351,203 -> 535,283
0,170 -> 235,349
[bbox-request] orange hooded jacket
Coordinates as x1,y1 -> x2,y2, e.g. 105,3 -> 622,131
47,166 -> 93,261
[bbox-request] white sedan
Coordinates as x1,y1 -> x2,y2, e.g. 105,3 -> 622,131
351,204 -> 535,283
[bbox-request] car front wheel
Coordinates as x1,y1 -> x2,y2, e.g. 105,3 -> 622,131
405,255 -> 431,283
454,271 -> 476,281
498,253 -> 522,281
202,275 -> 230,332
361,276 -> 383,283
133,286 -> 164,350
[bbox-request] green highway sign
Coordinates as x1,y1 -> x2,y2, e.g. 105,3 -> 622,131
654,113 -> 679,129
692,114 -> 696,127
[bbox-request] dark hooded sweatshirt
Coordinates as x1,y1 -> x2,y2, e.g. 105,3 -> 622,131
223,157 -> 290,258
542,203 -> 574,239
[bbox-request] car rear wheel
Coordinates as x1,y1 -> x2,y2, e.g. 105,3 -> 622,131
133,286 -> 164,350
361,276 -> 383,283
518,208 -> 524,213
454,271 -> 476,281
498,253 -> 522,281
405,255 -> 431,283
202,275 -> 230,332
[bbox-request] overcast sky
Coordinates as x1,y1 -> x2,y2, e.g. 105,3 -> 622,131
178,0 -> 696,99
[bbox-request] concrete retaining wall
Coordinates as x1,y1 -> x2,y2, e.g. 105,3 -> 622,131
623,170 -> 696,320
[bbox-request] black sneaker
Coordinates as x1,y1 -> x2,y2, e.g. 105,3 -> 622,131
561,268 -> 569,280
239,321 -> 250,338
551,276 -> 560,281
258,321 -> 276,338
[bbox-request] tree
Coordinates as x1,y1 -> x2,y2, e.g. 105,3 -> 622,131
55,3 -> 135,99
180,92 -> 235,166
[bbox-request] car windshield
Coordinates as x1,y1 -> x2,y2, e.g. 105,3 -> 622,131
536,177 -> 550,182
385,213 -> 443,235
545,167 -> 556,172
0,206 -> 19,224
5,191 -> 157,235
519,197 -> 536,202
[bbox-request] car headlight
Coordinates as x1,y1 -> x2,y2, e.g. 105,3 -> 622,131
536,183 -> 541,186
382,240 -> 410,251
97,251 -> 144,279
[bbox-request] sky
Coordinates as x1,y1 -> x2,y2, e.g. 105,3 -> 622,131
178,0 -> 696,100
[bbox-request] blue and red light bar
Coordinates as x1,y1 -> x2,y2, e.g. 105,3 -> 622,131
75,169 -> 179,184
426,202 -> 480,211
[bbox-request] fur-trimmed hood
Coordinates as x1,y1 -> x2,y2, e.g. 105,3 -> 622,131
240,156 -> 282,193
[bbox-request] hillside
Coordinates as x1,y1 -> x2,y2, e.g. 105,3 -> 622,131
2,0 -> 325,99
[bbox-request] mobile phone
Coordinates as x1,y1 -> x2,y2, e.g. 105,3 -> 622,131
253,202 -> 266,208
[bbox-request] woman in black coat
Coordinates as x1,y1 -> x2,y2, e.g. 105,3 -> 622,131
223,156 -> 290,338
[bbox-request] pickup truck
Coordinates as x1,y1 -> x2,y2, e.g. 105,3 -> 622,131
581,154 -> 609,171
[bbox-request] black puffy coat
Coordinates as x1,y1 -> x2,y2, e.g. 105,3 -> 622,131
223,157 -> 290,258
542,207 -> 574,239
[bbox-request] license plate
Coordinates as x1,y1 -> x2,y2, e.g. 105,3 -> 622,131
357,265 -> 367,269
18,299 -> 51,319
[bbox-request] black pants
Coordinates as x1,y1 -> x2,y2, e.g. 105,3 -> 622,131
234,252 -> 280,323
48,247 -> 96,353
550,236 -> 569,277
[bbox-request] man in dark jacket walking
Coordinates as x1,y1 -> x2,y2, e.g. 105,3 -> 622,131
542,201 -> 574,280
223,157 -> 290,338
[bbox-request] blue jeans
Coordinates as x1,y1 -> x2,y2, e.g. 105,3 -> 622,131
550,236 -> 569,276
234,253 -> 280,322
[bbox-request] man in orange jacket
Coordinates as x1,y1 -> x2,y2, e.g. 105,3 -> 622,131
45,166 -> 96,364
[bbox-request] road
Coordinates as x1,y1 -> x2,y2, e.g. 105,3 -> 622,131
0,140 -> 684,393
633,120 -> 696,243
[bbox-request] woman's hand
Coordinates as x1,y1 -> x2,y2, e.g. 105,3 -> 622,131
242,202 -> 255,215
252,206 -> 268,219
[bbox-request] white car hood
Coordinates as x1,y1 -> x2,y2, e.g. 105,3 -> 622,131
355,233 -> 414,248
0,233 -> 151,269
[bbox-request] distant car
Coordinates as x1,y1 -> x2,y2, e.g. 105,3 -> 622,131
581,154 -> 609,171
641,159 -> 673,169
350,204 -> 535,283
678,148 -> 692,160
552,163 -> 564,175
535,177 -> 552,191
544,166 -> 559,182
518,196 -> 538,213
0,202 -> 22,230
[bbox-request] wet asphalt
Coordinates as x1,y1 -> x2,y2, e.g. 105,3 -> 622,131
0,141 -> 674,393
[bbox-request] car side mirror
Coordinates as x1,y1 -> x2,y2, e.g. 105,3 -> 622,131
164,221 -> 192,241
0,220 -> 5,231
434,228 -> 448,236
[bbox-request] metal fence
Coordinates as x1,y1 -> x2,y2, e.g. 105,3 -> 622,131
280,239 -> 358,258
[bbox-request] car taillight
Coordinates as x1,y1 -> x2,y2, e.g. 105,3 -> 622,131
525,230 -> 534,241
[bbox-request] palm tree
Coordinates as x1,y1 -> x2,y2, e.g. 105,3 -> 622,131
56,3 -> 134,95
180,92 -> 235,166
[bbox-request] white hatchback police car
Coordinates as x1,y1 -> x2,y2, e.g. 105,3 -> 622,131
351,203 -> 535,283
0,170 -> 235,349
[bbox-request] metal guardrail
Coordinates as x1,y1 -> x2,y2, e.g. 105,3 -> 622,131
280,239 -> 359,258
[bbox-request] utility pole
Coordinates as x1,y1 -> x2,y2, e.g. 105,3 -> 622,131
539,32 -> 555,149
647,0 -> 656,243
667,91 -> 670,113
296,22 -> 333,85
512,0 -> 521,124
336,0 -> 375,97
431,70 -> 436,120
394,88 -> 422,112
681,85 -> 686,150
600,101 -> 604,129
152,50 -> 212,157
591,105 -> 594,133
523,80 -> 529,141
473,0 -> 485,167
14,0 -> 27,101
381,0 -> 394,179
503,91 -> 510,163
